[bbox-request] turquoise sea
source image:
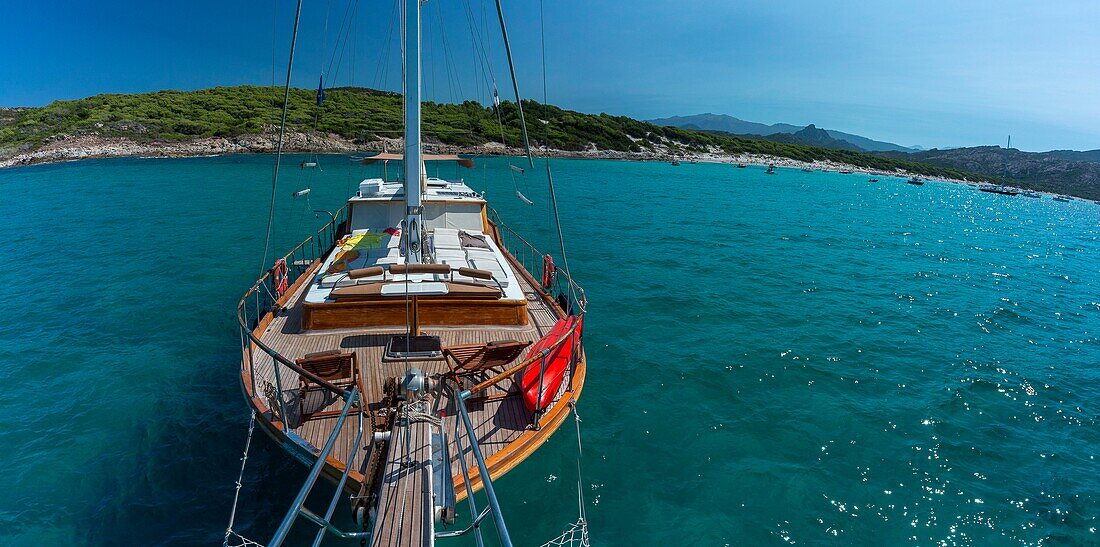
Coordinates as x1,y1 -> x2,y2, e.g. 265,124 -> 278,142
0,155 -> 1097,545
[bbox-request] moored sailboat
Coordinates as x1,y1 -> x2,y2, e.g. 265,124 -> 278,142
224,2 -> 591,546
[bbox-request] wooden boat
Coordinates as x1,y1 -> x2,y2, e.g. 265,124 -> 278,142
228,2 -> 590,545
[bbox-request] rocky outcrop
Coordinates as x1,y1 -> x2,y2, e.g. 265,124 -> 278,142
0,130 -> 362,168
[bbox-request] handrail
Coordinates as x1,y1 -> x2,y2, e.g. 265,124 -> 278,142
237,205 -> 349,406
434,506 -> 492,539
455,389 -> 514,547
310,412 -> 368,547
446,411 -> 487,547
270,387 -> 367,546
488,210 -> 587,314
467,316 -> 583,395
249,336 -> 349,397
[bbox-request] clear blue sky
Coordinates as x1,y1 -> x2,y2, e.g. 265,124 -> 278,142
2,0 -> 1098,151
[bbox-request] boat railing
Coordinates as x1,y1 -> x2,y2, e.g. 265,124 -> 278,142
237,205 -> 349,424
437,388 -> 515,547
465,314 -> 583,411
269,386 -> 370,547
489,211 -> 587,315
487,209 -> 587,418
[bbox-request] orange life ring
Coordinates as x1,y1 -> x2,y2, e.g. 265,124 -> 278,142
541,254 -> 555,289
272,258 -> 289,296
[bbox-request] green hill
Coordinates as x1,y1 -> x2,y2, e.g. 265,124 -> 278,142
1,85 -> 982,182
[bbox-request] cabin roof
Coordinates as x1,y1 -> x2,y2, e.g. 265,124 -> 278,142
349,177 -> 486,204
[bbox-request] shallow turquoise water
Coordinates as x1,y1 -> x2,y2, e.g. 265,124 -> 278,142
0,155 -> 1097,545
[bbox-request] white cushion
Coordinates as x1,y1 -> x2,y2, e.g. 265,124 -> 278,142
434,232 -> 461,250
435,249 -> 467,265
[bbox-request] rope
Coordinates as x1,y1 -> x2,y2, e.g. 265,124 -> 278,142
538,0 -> 580,308
259,0 -> 304,277
434,0 -> 464,102
541,519 -> 590,547
223,411 -> 265,547
539,402 -> 590,547
327,0 -> 361,84
373,0 -> 400,90
570,402 -> 587,520
492,0 -> 534,168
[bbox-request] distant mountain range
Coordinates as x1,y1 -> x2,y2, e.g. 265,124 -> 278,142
650,112 -> 1099,199
758,124 -> 863,152
648,113 -> 919,152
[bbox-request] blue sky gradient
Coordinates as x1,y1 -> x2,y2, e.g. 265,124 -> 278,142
2,0 -> 1097,151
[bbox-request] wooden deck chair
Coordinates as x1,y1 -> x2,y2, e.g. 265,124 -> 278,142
296,350 -> 361,421
443,340 -> 530,388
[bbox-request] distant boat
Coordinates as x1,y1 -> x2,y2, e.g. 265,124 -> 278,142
838,170 -> 853,174
868,178 -> 879,182
689,159 -> 698,164
300,161 -> 318,169
671,159 -> 681,166
980,185 -> 1018,196
736,163 -> 747,168
765,165 -> 777,175
1020,191 -> 1041,199
1052,196 -> 1071,202
906,177 -> 924,185
801,167 -> 813,172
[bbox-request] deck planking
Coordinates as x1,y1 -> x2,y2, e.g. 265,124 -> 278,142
369,411 -> 434,547
247,260 -> 567,480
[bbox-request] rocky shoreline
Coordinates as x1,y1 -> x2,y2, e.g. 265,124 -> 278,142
0,130 -> 973,185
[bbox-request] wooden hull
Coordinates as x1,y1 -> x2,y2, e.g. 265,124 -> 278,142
238,239 -> 586,503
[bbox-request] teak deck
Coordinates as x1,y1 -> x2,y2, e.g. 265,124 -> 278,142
370,415 -> 435,547
241,248 -> 585,516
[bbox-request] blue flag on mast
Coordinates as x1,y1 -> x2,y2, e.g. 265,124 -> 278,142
316,76 -> 325,106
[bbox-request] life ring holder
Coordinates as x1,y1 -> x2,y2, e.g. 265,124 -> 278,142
541,254 -> 555,290
272,258 -> 290,297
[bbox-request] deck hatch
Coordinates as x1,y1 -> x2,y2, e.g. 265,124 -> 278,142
386,334 -> 443,360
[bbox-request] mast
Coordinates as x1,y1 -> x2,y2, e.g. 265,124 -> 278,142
403,0 -> 423,263
1002,135 -> 1011,184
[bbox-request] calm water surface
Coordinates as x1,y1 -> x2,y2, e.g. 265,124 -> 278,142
0,155 -> 1096,545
